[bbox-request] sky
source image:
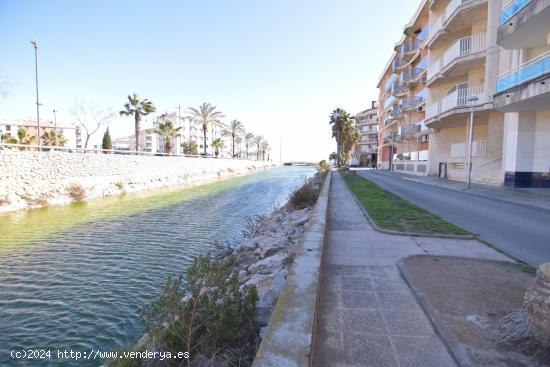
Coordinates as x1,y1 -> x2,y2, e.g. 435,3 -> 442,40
0,0 -> 419,162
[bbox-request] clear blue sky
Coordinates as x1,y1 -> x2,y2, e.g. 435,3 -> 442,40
0,0 -> 419,161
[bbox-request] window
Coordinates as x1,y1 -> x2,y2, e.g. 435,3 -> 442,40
6,125 -> 11,131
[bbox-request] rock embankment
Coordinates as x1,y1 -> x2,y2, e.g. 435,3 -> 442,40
228,172 -> 325,329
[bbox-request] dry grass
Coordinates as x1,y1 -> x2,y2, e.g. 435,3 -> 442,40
67,184 -> 86,201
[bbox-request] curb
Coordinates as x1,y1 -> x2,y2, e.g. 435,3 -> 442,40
397,256 -> 474,367
252,171 -> 331,367
344,173 -> 477,240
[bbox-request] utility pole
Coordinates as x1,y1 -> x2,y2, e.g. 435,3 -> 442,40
31,40 -> 41,146
53,109 -> 58,146
466,96 -> 479,189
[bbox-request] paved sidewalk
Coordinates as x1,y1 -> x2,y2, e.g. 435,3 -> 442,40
313,172 -> 509,367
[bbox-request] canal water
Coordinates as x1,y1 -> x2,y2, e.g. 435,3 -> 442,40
0,166 -> 316,366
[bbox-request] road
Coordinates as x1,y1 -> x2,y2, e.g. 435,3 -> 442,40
356,170 -> 550,266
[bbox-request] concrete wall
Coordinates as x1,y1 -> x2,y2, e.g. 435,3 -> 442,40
0,150 -> 273,213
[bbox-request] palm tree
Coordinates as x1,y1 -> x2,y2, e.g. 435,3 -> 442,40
186,103 -> 224,155
156,120 -> 182,154
17,128 -> 35,145
244,133 -> 254,159
119,93 -> 156,151
260,141 -> 270,161
0,133 -> 17,144
223,120 -> 245,158
253,135 -> 264,160
212,138 -> 224,157
329,108 -> 351,167
235,135 -> 243,157
340,120 -> 361,165
41,130 -> 67,146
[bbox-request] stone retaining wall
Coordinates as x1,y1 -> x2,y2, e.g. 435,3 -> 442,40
0,150 -> 273,213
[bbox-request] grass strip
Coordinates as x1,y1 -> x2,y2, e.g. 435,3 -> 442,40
343,174 -> 471,236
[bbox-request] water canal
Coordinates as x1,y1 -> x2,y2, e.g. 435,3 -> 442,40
0,166 -> 316,366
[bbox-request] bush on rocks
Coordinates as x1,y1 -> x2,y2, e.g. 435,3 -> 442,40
289,179 -> 320,209
67,183 -> 86,201
137,254 -> 260,366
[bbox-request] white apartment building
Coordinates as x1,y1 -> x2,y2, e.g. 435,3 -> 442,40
354,102 -> 379,167
377,0 -> 549,187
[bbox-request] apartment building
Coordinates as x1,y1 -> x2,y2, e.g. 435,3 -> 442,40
494,0 -> 550,187
354,102 -> 379,167
0,119 -> 82,148
378,0 -> 431,176
377,0 -> 549,187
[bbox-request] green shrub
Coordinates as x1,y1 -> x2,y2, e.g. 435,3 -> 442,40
289,179 -> 320,209
318,160 -> 330,173
139,254 -> 259,365
67,184 -> 86,201
114,181 -> 124,190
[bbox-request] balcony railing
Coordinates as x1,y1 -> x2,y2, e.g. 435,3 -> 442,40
427,85 -> 486,119
392,58 -> 406,71
398,124 -> 421,137
428,32 -> 486,80
392,81 -> 406,95
384,94 -> 396,110
400,96 -> 425,110
384,73 -> 398,91
496,51 -> 550,93
402,66 -> 426,83
500,0 -> 534,25
430,0 -> 476,38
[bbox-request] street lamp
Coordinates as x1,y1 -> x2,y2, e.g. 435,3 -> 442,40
53,109 -> 58,147
31,40 -> 41,147
466,95 -> 479,189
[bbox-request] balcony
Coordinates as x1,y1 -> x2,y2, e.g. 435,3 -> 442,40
402,64 -> 427,86
400,96 -> 425,111
384,94 -> 397,110
498,0 -> 550,49
384,106 -> 404,126
494,51 -> 550,112
398,124 -> 421,138
427,85 -> 487,120
392,81 -> 407,96
392,58 -> 407,72
384,73 -> 398,92
427,32 -> 487,83
429,0 -> 487,45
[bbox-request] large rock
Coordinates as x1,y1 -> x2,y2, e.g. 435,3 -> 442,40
248,252 -> 288,275
523,263 -> 550,345
245,269 -> 287,324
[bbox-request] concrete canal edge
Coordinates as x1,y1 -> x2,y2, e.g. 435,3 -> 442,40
252,170 -> 331,367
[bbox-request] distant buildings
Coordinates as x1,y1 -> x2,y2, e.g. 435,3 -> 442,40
375,0 -> 550,187
0,118 -> 82,148
354,102 -> 379,167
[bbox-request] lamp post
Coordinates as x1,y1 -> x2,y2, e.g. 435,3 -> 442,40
53,109 -> 58,147
466,96 -> 479,189
31,40 -> 41,146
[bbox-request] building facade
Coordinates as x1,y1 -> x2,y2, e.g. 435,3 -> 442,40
377,0 -> 550,187
354,101 -> 379,167
0,119 -> 82,149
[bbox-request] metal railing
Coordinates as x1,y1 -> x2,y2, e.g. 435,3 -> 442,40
398,124 -> 421,137
0,143 -> 261,161
450,140 -> 487,158
496,51 -> 550,93
427,85 -> 486,119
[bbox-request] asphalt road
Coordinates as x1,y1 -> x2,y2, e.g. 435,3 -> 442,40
356,170 -> 550,267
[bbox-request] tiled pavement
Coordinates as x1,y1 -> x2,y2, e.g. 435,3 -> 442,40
312,172 -> 509,367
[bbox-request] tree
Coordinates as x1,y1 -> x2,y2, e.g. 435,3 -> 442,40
17,128 -> 35,145
223,120 -> 245,158
329,108 -> 351,167
244,133 -> 254,159
182,140 -> 198,155
235,135 -> 243,157
212,138 -> 224,157
71,100 -> 116,149
156,120 -> 182,154
253,135 -> 264,160
102,128 -> 112,151
186,103 -> 224,155
1,133 -> 17,144
119,93 -> 156,151
260,141 -> 270,161
41,130 -> 67,146
340,120 -> 361,165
